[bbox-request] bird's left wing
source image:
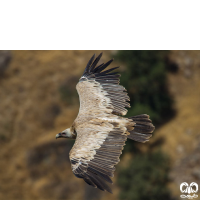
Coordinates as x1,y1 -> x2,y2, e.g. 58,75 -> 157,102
69,120 -> 128,193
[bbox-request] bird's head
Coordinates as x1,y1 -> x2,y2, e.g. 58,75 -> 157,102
56,128 -> 76,139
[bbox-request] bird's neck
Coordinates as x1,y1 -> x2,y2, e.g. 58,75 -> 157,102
70,126 -> 77,139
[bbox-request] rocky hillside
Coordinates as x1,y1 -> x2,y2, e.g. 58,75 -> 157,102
0,50 -> 200,200
154,50 -> 200,198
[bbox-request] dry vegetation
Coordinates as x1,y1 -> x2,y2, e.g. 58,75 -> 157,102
0,50 -> 200,200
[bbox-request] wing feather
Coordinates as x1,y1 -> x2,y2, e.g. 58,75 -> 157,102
94,59 -> 114,73
83,54 -> 96,74
98,67 -> 119,75
89,53 -> 103,72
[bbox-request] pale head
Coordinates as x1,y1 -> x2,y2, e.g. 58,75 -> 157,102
56,128 -> 76,139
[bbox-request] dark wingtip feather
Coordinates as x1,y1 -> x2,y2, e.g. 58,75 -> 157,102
92,63 -> 104,73
84,54 -> 96,74
89,52 -> 103,73
88,166 -> 113,183
87,173 -> 113,193
80,54 -> 120,83
94,59 -> 114,73
99,66 -> 119,75
83,177 -> 97,188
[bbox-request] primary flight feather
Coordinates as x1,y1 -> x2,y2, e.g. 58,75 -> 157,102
56,53 -> 155,193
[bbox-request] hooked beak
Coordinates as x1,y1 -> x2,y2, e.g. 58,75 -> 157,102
56,133 -> 61,139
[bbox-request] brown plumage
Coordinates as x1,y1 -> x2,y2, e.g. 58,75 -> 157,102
55,53 -> 155,193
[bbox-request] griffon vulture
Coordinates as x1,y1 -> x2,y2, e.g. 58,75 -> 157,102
56,53 -> 155,193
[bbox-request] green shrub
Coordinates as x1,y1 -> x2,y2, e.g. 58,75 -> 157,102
117,151 -> 171,200
115,50 -> 173,124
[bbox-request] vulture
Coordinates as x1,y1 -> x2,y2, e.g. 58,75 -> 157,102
56,53 -> 155,193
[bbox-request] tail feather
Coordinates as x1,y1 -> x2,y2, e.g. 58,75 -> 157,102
127,114 -> 155,143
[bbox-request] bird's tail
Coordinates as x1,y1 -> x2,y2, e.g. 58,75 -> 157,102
127,114 -> 155,143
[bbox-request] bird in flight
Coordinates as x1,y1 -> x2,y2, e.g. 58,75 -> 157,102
56,53 -> 155,193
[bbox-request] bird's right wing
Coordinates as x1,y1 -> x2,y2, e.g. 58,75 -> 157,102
75,53 -> 130,120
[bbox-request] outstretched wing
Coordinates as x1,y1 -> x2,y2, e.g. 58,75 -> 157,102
69,53 -> 133,192
77,52 -> 130,117
70,121 -> 128,193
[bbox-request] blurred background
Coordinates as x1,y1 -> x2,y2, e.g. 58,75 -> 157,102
0,50 -> 200,200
